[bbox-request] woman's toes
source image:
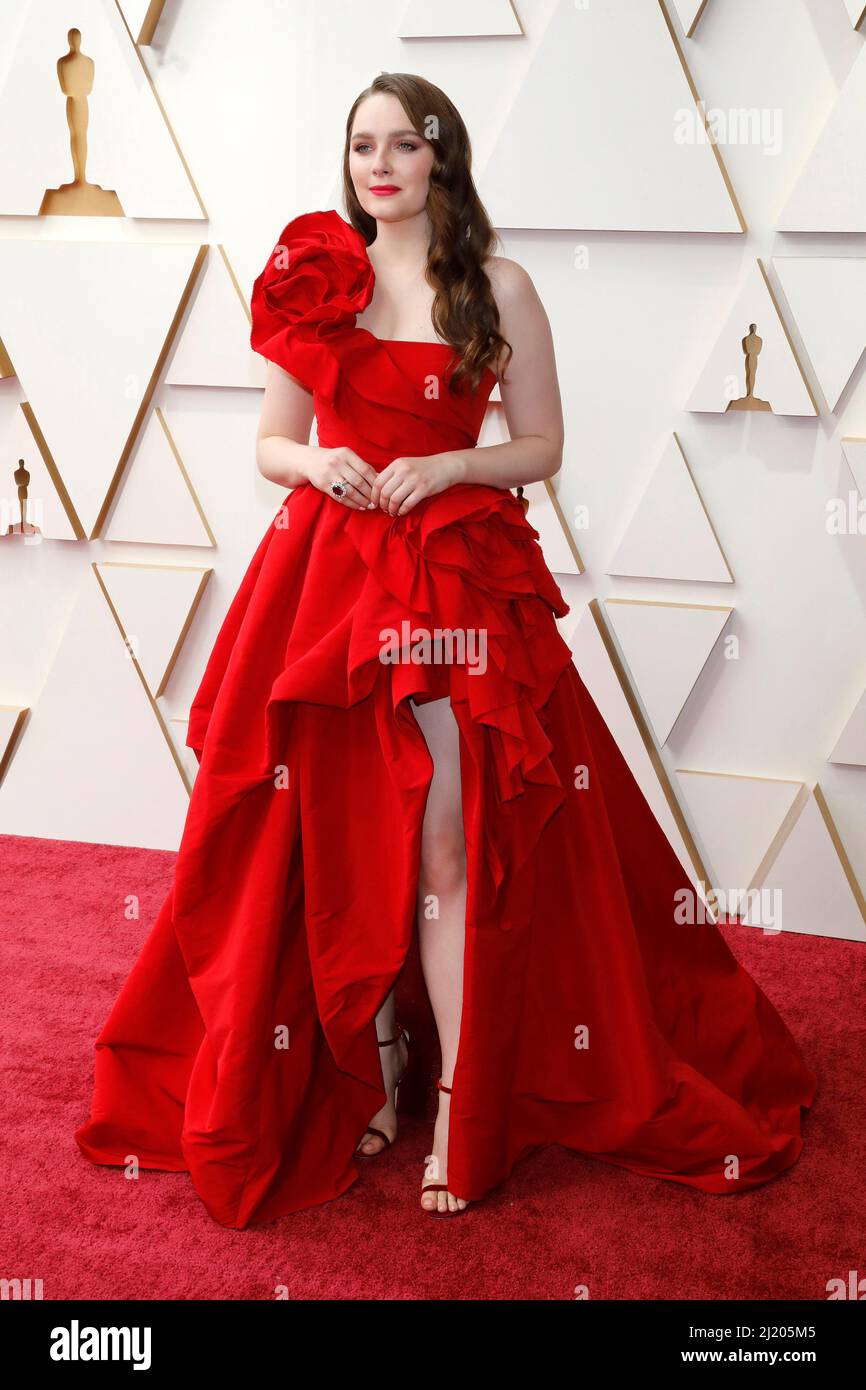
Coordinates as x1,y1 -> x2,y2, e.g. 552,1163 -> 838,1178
359,1131 -> 387,1155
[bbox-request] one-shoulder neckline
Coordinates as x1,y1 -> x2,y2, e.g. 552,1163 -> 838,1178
355,325 -> 497,386
355,326 -> 454,351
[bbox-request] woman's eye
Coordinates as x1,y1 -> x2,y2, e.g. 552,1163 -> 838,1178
352,141 -> 418,153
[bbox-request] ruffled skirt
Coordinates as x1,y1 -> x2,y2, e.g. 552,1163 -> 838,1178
74,481 -> 816,1227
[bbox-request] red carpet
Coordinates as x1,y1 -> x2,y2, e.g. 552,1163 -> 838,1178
1,831 -> 862,1301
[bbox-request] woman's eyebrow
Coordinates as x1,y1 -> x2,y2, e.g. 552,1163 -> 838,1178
351,129 -> 419,139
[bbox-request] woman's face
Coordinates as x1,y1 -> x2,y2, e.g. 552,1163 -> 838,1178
348,93 -> 435,225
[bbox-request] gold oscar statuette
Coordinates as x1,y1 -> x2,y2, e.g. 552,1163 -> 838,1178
4,459 -> 41,536
726,322 -> 772,413
39,28 -> 124,216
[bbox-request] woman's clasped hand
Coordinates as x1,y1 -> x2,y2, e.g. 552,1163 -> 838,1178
307,445 -> 463,515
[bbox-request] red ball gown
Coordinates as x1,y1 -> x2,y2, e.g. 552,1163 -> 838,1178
74,209 -> 816,1229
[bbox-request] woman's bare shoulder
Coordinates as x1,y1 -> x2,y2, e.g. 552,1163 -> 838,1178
483,253 -> 536,305
482,254 -> 547,377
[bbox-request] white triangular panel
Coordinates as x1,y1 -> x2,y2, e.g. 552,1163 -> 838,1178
0,0 -> 203,219
741,790 -> 866,941
399,0 -> 521,37
0,404 -> 79,540
685,261 -> 816,416
0,573 -> 188,848
843,1 -> 866,28
481,0 -> 741,231
521,480 -> 582,575
0,238 -> 201,538
103,410 -> 214,547
828,684 -> 866,767
841,437 -> 866,499
774,257 -> 866,412
605,598 -> 733,745
675,769 -> 803,895
166,247 -> 265,390
778,43 -> 866,232
96,561 -> 210,698
607,434 -> 732,583
567,604 -> 701,887
669,1 -> 711,37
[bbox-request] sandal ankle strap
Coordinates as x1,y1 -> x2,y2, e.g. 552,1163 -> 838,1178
437,1077 -> 452,1094
377,1025 -> 408,1049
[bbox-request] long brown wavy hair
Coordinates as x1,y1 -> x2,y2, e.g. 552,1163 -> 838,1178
341,72 -> 512,395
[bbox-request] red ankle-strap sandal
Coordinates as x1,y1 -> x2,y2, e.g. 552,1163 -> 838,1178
420,1079 -> 469,1217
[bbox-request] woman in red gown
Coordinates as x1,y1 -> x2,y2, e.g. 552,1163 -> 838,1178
74,73 -> 816,1226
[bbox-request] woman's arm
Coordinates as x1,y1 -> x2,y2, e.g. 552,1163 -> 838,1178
255,362 -> 379,507
255,362 -> 319,488
447,255 -> 565,488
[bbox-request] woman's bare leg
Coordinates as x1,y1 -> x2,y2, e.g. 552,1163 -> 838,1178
356,986 -> 408,1155
411,694 -> 469,1213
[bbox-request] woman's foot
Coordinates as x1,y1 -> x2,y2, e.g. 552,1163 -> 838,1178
356,1029 -> 409,1156
420,1081 -> 469,1213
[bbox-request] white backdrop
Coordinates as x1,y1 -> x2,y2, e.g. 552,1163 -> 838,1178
1,0 -> 865,941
